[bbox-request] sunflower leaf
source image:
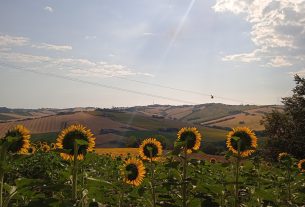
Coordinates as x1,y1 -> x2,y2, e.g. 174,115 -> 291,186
75,139 -> 88,146
54,148 -> 72,154
6,136 -> 20,143
231,136 -> 240,142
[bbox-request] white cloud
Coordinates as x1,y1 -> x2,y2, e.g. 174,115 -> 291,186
0,33 -> 153,78
0,51 -> 154,78
84,35 -> 97,40
222,49 -> 263,62
213,0 -> 305,68
0,51 -> 51,64
143,32 -> 154,36
44,6 -> 53,13
32,43 -> 72,51
0,34 -> 29,46
268,56 -> 293,67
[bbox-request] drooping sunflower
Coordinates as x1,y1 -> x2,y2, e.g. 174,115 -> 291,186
121,158 -> 146,186
226,127 -> 257,157
177,127 -> 202,154
56,124 -> 95,160
278,152 -> 290,162
3,125 -> 31,154
297,159 -> 305,172
139,138 -> 163,161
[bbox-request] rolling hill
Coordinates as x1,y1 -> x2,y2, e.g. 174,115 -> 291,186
0,103 -> 282,149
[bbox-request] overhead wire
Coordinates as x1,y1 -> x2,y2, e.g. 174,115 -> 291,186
0,62 -> 200,105
0,61 -> 257,105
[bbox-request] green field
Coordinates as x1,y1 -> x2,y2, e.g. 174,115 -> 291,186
0,113 -> 16,121
181,103 -> 259,123
90,110 -> 228,142
31,132 -> 58,143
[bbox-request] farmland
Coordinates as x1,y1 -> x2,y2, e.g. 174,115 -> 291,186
1,139 -> 305,206
0,105 -> 236,149
1,104 -> 305,206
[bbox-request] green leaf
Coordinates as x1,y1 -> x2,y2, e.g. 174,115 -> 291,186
75,139 -> 88,146
231,136 -> 240,142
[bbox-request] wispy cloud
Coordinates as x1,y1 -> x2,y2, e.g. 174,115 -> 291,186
268,56 -> 292,67
32,43 -> 72,51
0,34 -> 29,46
143,32 -> 155,36
213,0 -> 305,68
0,50 -> 154,78
0,32 -> 153,78
44,6 -> 53,13
222,49 -> 263,63
84,35 -> 97,40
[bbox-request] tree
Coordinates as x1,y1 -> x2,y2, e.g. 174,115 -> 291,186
262,75 -> 305,160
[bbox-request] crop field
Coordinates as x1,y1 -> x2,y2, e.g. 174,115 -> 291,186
202,106 -> 283,131
95,147 -> 139,157
0,123 -> 305,207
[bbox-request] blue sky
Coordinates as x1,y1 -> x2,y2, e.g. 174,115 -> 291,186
0,0 -> 304,108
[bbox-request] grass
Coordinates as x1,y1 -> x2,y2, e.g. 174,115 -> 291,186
89,110 -> 184,130
122,127 -> 228,142
182,103 -> 259,123
0,114 -> 16,121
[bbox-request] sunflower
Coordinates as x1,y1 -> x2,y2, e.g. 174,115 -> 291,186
41,144 -> 51,152
298,159 -> 305,172
177,127 -> 202,154
36,141 -> 43,149
226,127 -> 257,157
50,143 -> 56,150
121,158 -> 146,186
139,138 -> 163,161
2,125 -> 31,154
210,158 -> 216,164
28,146 -> 36,154
278,152 -> 290,162
56,124 -> 95,160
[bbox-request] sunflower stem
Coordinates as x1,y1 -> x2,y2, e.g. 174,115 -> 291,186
72,141 -> 79,202
234,141 -> 241,207
0,168 -> 3,207
0,146 -> 7,207
182,144 -> 188,207
149,150 -> 156,207
118,189 -> 123,207
287,166 -> 291,202
0,172 -> 4,207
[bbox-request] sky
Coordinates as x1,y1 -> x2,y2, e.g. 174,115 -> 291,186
0,0 -> 304,108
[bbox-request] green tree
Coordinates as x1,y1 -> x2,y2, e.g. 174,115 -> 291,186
262,75 -> 305,160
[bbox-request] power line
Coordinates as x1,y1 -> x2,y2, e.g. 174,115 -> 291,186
0,61 -> 257,105
0,62 -> 200,105
112,76 -> 256,105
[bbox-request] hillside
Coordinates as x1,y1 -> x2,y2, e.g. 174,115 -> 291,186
201,106 -> 283,130
0,109 -> 228,148
0,107 -> 95,122
0,103 -> 281,149
122,103 -> 283,131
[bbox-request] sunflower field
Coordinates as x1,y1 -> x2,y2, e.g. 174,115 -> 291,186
0,124 -> 305,207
